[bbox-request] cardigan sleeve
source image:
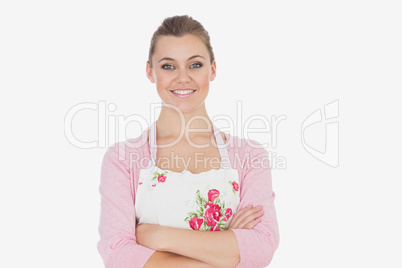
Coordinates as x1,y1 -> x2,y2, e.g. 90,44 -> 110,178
97,144 -> 155,268
230,144 -> 280,268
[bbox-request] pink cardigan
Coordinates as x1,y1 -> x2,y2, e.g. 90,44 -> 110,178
97,130 -> 280,268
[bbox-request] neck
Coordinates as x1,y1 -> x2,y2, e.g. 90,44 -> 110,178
156,103 -> 213,139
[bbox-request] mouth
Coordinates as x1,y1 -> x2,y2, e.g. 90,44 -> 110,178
170,88 -> 196,98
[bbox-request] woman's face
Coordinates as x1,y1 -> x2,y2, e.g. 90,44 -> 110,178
146,34 -> 216,114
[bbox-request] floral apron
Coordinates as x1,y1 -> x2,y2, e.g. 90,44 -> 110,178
135,121 -> 240,231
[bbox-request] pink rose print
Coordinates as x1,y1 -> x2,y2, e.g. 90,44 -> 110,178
150,170 -> 168,188
189,217 -> 204,230
157,175 -> 167,183
208,189 -> 220,202
204,202 -> 221,227
211,225 -> 221,231
232,181 -> 239,191
229,181 -> 240,194
184,190 -> 229,231
223,208 -> 232,221
139,182 -> 143,185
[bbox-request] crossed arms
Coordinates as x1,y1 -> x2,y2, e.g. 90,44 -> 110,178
97,144 -> 279,268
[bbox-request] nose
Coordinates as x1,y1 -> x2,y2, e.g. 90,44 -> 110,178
175,68 -> 191,83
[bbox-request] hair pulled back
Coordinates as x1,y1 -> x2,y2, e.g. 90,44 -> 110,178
148,15 -> 215,67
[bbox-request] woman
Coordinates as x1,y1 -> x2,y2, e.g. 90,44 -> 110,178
97,15 -> 279,268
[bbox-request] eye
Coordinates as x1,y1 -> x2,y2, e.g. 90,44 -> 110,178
190,62 -> 203,68
162,64 -> 174,70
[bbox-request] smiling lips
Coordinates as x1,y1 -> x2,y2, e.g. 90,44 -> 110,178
170,89 -> 196,98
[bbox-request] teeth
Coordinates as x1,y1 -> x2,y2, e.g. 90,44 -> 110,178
173,89 -> 195,95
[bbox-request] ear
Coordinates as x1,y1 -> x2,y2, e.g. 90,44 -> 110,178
210,60 -> 217,81
146,61 -> 156,83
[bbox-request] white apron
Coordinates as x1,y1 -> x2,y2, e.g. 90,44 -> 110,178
135,121 -> 240,231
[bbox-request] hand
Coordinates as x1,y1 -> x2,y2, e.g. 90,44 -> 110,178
135,223 -> 162,250
228,204 -> 264,230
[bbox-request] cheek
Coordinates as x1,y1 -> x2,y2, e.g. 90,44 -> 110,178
196,72 -> 211,88
155,74 -> 172,90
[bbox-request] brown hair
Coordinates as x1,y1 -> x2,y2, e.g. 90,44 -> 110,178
148,15 -> 215,68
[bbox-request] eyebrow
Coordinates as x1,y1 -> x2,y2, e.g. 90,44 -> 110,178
158,55 -> 205,63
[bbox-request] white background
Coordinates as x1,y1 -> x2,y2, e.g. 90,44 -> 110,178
1,0 -> 401,267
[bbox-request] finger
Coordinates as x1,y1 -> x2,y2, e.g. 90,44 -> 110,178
233,205 -> 253,217
237,209 -> 264,229
229,206 -> 249,224
232,206 -> 263,227
229,213 -> 261,230
242,218 -> 262,229
231,205 -> 257,221
229,206 -> 263,229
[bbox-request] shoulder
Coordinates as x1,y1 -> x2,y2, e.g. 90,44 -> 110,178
224,135 -> 274,199
102,130 -> 150,165
225,133 -> 270,172
226,133 -> 268,157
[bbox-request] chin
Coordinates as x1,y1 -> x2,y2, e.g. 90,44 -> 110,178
162,100 -> 204,115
